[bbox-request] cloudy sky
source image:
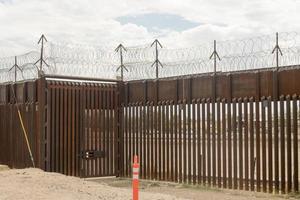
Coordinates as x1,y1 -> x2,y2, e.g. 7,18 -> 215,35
0,0 -> 300,56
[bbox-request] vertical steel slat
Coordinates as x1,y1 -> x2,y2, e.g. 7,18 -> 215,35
22,100 -> 27,167
227,99 -> 232,189
154,102 -> 158,180
292,95 -> 299,192
104,86 -> 108,176
3,103 -> 7,165
95,86 -> 100,176
178,100 -> 183,183
221,99 -> 226,188
99,85 -> 104,176
110,87 -> 115,176
2,93 -> 6,164
232,98 -> 238,189
80,83 -> 86,177
9,103 -> 13,168
68,85 -> 73,175
105,86 -> 109,176
183,99 -> 187,183
0,104 -> 2,163
16,98 -> 21,168
71,84 -> 76,176
114,86 -> 119,177
188,100 -> 192,184
128,103 -> 132,177
107,87 -> 112,175
4,97 -> 13,167
23,101 -> 28,167
142,101 -> 147,179
111,87 -> 115,176
286,95 -> 292,193
75,84 -> 80,176
64,85 -> 69,175
91,86 -> 96,176
170,101 -> 174,181
162,101 -> 166,180
55,87 -> 59,173
216,98 -> 221,187
115,86 -> 119,176
146,102 -> 150,179
59,86 -> 64,174
75,85 -> 80,176
207,98 -> 211,185
88,85 -> 92,177
67,85 -> 72,176
92,85 -> 97,176
256,98 -> 261,192
261,97 -> 267,192
64,85 -> 68,175
280,95 -> 285,193
136,103 -> 139,159
3,103 -> 6,165
174,102 -> 178,182
192,100 -> 196,184
50,87 -> 55,172
150,102 -> 154,180
124,103 -> 128,177
249,97 -> 255,191
12,95 -> 15,168
201,99 -> 206,184
4,102 -> 7,164
102,87 -> 107,176
101,87 -> 105,176
274,97 -> 279,193
9,102 -> 12,168
107,87 -> 111,176
133,103 -> 136,160
86,85 -> 90,177
197,99 -> 201,184
148,102 -> 152,179
212,99 -> 216,187
267,96 -> 273,193
238,98 -> 243,190
156,102 -> 162,180
166,101 -> 170,181
139,102 -> 143,178
244,97 -> 249,191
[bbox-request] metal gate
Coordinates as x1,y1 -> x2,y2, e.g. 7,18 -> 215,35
81,82 -> 119,178
46,77 -> 120,178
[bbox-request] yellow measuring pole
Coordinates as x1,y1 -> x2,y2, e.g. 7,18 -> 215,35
10,84 -> 35,168
17,109 -> 35,168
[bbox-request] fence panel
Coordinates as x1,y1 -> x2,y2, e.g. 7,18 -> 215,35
122,68 -> 300,194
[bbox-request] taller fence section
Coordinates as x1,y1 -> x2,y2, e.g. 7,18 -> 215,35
45,77 -> 120,178
0,80 -> 45,169
120,66 -> 300,194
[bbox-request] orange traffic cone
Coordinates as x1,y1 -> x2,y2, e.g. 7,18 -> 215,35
132,155 -> 139,200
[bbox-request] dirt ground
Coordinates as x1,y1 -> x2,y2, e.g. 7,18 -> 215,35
92,178 -> 300,200
0,165 -> 299,200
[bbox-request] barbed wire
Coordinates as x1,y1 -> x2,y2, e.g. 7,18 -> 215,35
0,32 -> 300,82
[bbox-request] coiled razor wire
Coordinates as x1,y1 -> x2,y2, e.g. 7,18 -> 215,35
1,32 -> 300,82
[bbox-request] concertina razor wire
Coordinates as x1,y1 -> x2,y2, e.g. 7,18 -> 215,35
1,32 -> 300,82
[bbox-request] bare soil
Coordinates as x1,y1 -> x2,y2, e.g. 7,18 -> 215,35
92,178 -> 300,200
0,165 -> 299,200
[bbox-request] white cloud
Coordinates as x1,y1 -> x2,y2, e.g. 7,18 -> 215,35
0,0 -> 300,55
